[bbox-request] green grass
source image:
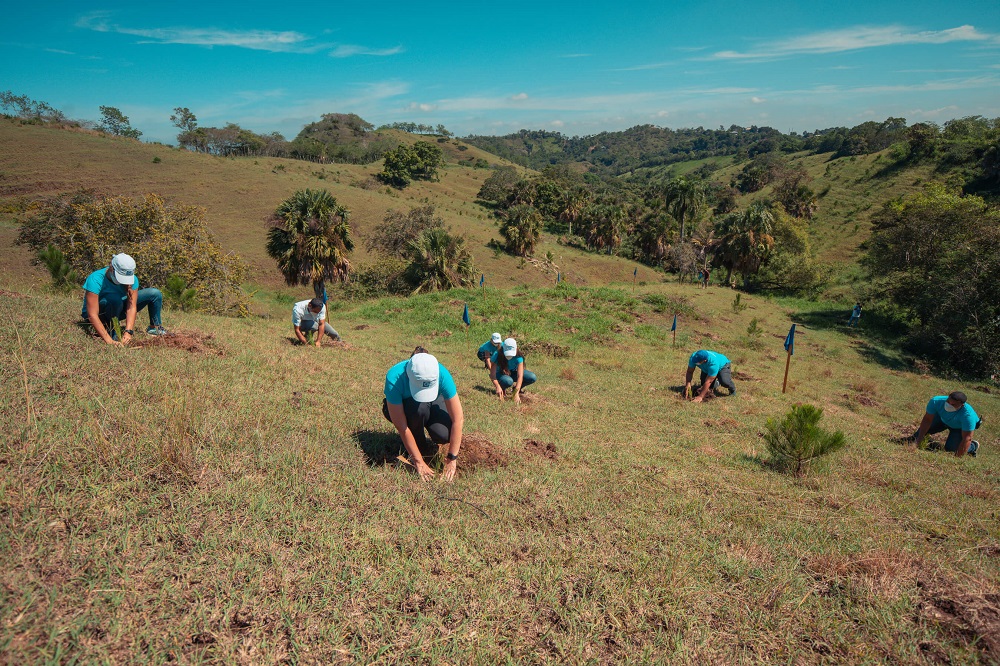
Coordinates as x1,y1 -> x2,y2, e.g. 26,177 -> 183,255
2,279 -> 998,663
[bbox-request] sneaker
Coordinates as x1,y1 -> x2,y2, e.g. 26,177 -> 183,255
926,441 -> 941,452
969,440 -> 979,457
146,325 -> 169,336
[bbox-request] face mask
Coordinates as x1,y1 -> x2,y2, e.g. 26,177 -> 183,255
943,402 -> 959,413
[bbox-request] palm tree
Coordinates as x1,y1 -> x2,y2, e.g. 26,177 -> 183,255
663,177 -> 706,243
265,189 -> 353,299
714,201 -> 776,285
558,185 -> 591,237
585,202 -> 627,255
500,204 -> 542,257
633,210 -> 675,266
404,227 -> 476,294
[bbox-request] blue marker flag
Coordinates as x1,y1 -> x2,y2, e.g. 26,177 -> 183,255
784,324 -> 796,355
671,314 -> 677,332
633,267 -> 638,277
322,286 -> 328,304
462,303 -> 470,326
557,272 -> 561,283
479,273 -> 484,287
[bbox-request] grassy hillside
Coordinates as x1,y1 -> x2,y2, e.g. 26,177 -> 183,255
2,279 -> 998,663
0,122 -> 661,298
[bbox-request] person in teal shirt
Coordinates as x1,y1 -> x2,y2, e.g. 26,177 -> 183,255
81,253 -> 167,346
912,391 -> 982,457
477,332 -> 502,370
490,337 -> 537,405
684,349 -> 736,403
381,347 -> 465,481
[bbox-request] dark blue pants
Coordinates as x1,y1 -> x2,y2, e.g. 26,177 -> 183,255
382,396 -> 452,458
498,370 -> 537,391
920,414 -> 982,452
700,362 -> 736,394
86,288 -> 163,329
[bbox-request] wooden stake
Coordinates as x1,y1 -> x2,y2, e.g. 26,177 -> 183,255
782,349 -> 792,393
672,328 -> 676,348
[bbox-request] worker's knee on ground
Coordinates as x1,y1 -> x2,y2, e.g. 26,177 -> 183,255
497,375 -> 514,390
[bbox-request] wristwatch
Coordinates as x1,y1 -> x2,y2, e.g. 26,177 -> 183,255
446,452 -> 459,461
124,329 -> 134,335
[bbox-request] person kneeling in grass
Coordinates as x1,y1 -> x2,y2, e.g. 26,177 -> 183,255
684,349 -> 736,403
382,348 -> 464,482
82,253 -> 167,346
292,297 -> 341,347
911,391 -> 981,457
477,332 -> 503,370
490,337 -> 537,405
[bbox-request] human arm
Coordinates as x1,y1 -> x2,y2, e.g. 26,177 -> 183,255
490,363 -> 504,400
955,431 -> 974,457
912,412 -> 935,447
121,287 -> 137,345
385,401 -> 435,481
692,374 -> 716,403
683,367 -> 695,397
293,325 -> 308,345
513,364 -> 525,405
441,395 -> 464,482
314,319 -> 325,347
85,292 -> 122,346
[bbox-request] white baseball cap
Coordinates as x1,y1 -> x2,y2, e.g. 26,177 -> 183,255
109,253 -> 136,285
406,353 -> 440,403
502,338 -> 517,359
491,332 -> 502,344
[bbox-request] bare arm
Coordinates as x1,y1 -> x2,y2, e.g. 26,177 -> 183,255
490,363 -> 504,400
956,431 -> 973,457
693,374 -> 717,403
386,401 -> 434,481
683,367 -> 695,396
315,319 -> 325,346
85,292 -> 120,346
513,364 -> 525,405
913,412 -> 935,446
122,288 -> 137,344
442,395 -> 464,482
293,325 -> 308,345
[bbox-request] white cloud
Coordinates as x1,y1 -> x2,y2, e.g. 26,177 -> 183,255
559,53 -> 590,58
712,24 -> 997,61
407,102 -> 438,112
510,92 -> 529,101
907,105 -> 960,118
751,96 -> 766,104
551,120 -> 564,127
329,44 -> 403,58
612,61 -> 674,71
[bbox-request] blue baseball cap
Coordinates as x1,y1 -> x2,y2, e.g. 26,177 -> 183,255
692,350 -> 710,364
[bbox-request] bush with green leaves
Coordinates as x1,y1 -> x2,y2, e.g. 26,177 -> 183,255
17,190 -> 250,316
764,404 -> 846,476
164,275 -> 198,311
377,141 -> 444,188
37,244 -> 79,292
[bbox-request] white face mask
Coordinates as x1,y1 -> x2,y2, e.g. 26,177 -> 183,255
943,402 -> 960,413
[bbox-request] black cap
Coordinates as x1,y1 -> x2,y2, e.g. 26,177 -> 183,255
948,391 -> 967,404
308,297 -> 324,309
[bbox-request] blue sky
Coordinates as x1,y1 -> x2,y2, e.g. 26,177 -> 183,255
4,1 -> 1000,144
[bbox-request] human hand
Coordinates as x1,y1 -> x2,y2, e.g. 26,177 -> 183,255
691,395 -> 703,404
513,392 -> 521,405
314,341 -> 321,348
415,461 -> 435,482
106,337 -> 124,347
122,332 -> 132,345
495,386 -> 505,401
441,459 -> 458,482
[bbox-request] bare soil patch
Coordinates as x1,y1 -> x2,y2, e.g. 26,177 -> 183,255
920,583 -> 1000,660
732,371 -> 758,382
520,340 -> 571,358
449,434 -> 507,471
326,340 -> 353,350
352,324 -> 370,330
132,331 -> 222,356
524,439 -> 558,460
0,289 -> 29,299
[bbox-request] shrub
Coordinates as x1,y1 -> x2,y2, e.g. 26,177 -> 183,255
764,404 -> 846,476
37,244 -> 79,292
164,275 -> 198,311
740,317 -> 765,350
17,190 -> 250,316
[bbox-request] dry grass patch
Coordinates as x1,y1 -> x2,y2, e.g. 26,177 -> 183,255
806,549 -> 923,601
558,366 -> 576,381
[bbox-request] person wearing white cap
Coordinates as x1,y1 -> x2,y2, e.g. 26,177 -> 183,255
476,332 -> 503,370
382,347 -> 465,481
81,253 -> 168,346
490,337 -> 537,405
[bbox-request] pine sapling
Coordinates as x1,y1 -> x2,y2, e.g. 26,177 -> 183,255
764,403 -> 846,475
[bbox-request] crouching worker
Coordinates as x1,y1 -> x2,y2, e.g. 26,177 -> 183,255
911,391 -> 981,457
477,332 -> 502,370
82,253 -> 167,346
490,337 -> 537,405
382,348 -> 464,481
292,297 -> 340,347
684,349 -> 736,403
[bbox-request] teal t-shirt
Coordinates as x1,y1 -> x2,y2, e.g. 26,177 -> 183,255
689,350 -> 729,377
478,341 -> 497,356
926,396 -> 979,432
81,268 -> 139,317
491,350 -> 524,374
384,359 -> 458,404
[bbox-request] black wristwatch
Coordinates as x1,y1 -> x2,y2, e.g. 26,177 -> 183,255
446,452 -> 459,461
124,329 -> 134,335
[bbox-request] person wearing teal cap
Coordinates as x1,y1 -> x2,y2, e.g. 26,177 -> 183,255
684,349 -> 736,403
382,347 -> 465,481
911,391 -> 982,457
477,332 -> 503,370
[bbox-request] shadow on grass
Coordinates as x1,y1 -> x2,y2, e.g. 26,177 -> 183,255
352,429 -> 402,467
789,308 -> 911,371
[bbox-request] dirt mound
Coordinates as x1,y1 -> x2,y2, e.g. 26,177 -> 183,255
451,434 -> 507,471
326,340 -> 353,350
920,585 -> 1000,660
519,341 -> 571,358
732,371 -> 758,381
524,439 -> 558,460
352,324 -> 370,330
132,331 -> 222,355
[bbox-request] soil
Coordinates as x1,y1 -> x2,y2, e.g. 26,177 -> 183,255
448,434 -> 508,471
0,289 -> 29,299
131,330 -> 222,355
352,324 -> 370,330
844,392 -> 880,407
920,584 -> 1000,660
520,340 -> 571,358
732,371 -> 758,382
524,439 -> 558,460
326,340 -> 353,350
